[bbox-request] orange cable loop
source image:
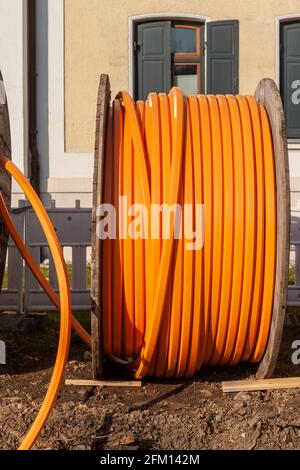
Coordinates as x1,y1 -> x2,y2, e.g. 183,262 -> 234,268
0,155 -> 85,450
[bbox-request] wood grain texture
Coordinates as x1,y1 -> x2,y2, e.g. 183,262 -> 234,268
223,377 -> 300,393
255,79 -> 290,379
91,75 -> 111,379
65,379 -> 142,388
0,71 -> 11,293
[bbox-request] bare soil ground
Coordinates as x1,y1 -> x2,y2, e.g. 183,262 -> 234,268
1,314 -> 300,450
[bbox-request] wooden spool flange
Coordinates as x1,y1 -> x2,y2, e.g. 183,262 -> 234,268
91,75 -> 111,379
91,75 -> 290,380
0,72 -> 12,294
255,79 -> 290,379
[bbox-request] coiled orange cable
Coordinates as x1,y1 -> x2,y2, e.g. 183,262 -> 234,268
102,88 -> 276,379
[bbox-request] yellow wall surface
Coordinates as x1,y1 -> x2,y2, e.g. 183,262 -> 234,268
64,0 -> 300,152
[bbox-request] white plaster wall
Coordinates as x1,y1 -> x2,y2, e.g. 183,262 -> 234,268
43,0 -> 93,207
0,0 -> 28,206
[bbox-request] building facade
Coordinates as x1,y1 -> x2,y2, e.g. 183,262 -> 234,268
2,0 -> 300,214
0,0 -> 28,205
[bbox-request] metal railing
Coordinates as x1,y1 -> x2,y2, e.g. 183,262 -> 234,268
0,201 -> 91,313
288,215 -> 300,307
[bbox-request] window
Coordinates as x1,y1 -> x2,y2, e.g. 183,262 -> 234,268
172,25 -> 200,55
173,64 -> 200,95
172,24 -> 202,95
280,21 -> 300,139
134,19 -> 239,101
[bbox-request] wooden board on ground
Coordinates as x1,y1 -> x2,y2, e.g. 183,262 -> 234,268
222,377 -> 300,393
0,70 -> 11,293
255,79 -> 290,380
65,379 -> 142,388
91,74 -> 111,379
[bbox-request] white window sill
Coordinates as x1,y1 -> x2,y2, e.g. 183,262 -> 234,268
288,140 -> 300,150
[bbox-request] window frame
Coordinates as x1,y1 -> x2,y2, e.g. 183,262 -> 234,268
277,15 -> 300,145
130,15 -> 239,100
171,21 -> 203,95
172,23 -> 201,60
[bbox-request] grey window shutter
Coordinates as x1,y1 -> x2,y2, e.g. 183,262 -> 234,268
281,22 -> 300,139
207,20 -> 239,94
137,21 -> 171,101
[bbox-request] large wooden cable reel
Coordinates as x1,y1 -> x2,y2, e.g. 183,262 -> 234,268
91,75 -> 290,380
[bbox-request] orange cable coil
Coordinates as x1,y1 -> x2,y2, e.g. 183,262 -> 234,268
102,88 -> 276,379
0,156 -> 73,450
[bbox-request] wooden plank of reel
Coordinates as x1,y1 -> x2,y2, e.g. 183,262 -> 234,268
255,79 -> 290,380
222,377 -> 300,393
0,71 -> 12,294
91,75 -> 111,379
65,379 -> 142,388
